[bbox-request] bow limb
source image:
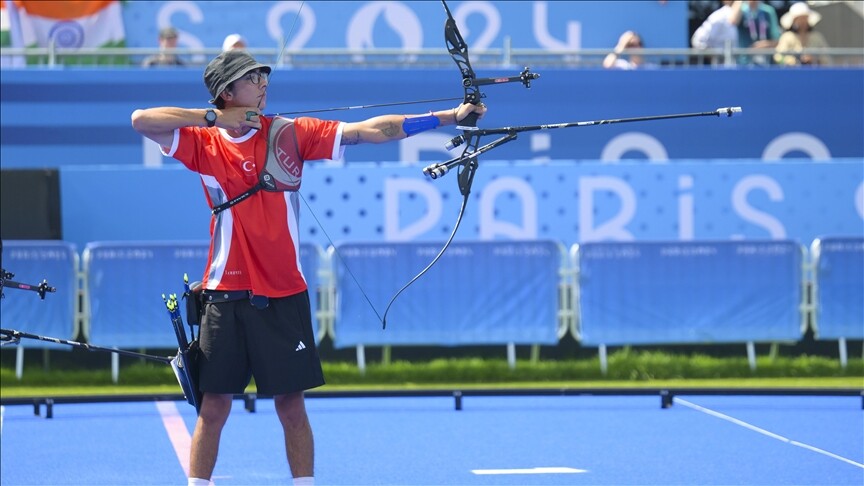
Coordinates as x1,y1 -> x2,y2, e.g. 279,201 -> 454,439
442,0 -> 483,156
380,157 -> 475,329
379,1 -> 482,329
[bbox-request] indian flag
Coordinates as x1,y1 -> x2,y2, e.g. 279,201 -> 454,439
6,0 -> 126,65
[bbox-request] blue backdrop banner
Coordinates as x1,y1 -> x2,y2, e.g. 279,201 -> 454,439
1,69 -> 862,168
121,1 -> 688,55
57,160 -> 864,254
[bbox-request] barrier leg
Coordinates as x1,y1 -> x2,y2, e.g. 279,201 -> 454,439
598,344 -> 608,376
746,342 -> 756,371
356,345 -> 366,375
15,346 -> 24,380
838,337 -> 848,369
111,352 -> 119,383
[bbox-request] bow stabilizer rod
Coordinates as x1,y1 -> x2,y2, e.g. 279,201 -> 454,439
487,106 -> 742,135
444,107 -> 743,152
0,328 -> 173,363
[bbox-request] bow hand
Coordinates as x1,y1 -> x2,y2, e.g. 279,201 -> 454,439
454,102 -> 487,127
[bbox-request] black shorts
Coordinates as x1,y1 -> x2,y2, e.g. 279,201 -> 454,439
197,290 -> 325,395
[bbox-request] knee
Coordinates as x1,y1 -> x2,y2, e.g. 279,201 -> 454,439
274,392 -> 307,425
198,393 -> 233,426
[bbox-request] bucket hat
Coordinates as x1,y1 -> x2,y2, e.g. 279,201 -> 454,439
204,50 -> 271,105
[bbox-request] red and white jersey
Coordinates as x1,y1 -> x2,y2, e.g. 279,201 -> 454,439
163,116 -> 344,297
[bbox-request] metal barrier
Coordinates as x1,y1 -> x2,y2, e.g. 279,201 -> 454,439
1,45 -> 862,68
810,237 -> 864,368
573,240 -> 808,373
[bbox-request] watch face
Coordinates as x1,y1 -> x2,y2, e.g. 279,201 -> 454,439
205,110 -> 217,126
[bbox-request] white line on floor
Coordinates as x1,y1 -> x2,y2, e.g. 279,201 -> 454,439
472,467 -> 588,475
156,401 -> 193,477
675,397 -> 864,469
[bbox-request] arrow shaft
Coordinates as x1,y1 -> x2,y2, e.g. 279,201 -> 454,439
267,96 -> 463,117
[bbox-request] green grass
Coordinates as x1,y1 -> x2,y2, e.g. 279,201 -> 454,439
1,350 -> 861,398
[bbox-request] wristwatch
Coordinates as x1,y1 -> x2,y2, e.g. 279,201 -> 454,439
204,109 -> 217,127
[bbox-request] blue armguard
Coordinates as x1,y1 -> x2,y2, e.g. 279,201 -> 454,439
402,114 -> 440,137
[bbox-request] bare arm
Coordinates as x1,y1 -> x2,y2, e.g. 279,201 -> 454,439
603,31 -> 635,69
727,1 -> 743,26
130,106 -> 263,147
340,102 -> 486,146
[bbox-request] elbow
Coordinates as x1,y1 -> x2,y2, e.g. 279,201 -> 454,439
130,109 -> 146,132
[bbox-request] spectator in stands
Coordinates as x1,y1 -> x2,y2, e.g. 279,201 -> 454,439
774,2 -> 831,66
729,0 -> 781,65
603,31 -> 649,69
691,0 -> 740,63
130,50 -> 486,486
142,27 -> 184,67
222,33 -> 247,52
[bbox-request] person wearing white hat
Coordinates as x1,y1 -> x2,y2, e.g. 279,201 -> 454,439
222,33 -> 247,52
775,2 -> 831,65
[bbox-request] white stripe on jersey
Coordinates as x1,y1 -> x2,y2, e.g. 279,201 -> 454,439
284,191 -> 306,285
200,174 -> 232,289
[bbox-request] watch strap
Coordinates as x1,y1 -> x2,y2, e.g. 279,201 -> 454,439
204,109 -> 217,127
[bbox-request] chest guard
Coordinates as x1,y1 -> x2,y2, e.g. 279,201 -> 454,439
262,116 -> 304,192
211,117 -> 304,214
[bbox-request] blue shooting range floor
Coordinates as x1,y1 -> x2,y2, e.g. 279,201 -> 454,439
1,394 -> 862,485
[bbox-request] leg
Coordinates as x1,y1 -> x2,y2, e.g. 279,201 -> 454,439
274,392 -> 314,478
189,392 -> 233,480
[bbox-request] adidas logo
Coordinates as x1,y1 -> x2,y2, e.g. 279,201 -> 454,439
295,341 -> 306,352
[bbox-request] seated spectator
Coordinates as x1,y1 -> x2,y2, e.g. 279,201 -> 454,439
730,1 -> 781,65
222,33 -> 247,52
774,2 -> 831,66
142,27 -> 183,67
691,1 -> 740,51
603,31 -> 650,70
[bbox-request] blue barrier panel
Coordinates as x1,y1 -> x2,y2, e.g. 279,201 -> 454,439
577,240 -> 804,346
84,241 -> 209,348
333,240 -> 562,348
299,243 -> 322,341
1,241 -> 78,348
84,241 -> 322,349
812,237 -> 864,340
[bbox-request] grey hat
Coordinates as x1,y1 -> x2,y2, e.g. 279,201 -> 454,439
159,27 -> 178,39
203,50 -> 272,105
